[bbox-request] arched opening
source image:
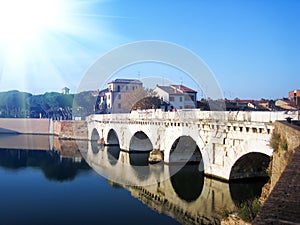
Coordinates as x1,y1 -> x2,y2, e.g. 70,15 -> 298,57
169,136 -> 203,167
169,136 -> 204,202
107,129 -> 119,146
229,177 -> 269,206
229,153 -> 270,205
128,131 -> 152,180
229,152 -> 270,180
91,128 -> 100,154
91,128 -> 100,141
107,146 -> 120,166
129,131 -> 153,152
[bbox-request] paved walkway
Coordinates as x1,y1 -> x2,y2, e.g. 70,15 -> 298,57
253,147 -> 300,224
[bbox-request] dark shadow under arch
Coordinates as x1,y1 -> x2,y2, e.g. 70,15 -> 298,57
229,152 -> 270,180
129,131 -> 153,152
107,146 -> 120,166
129,152 -> 150,181
91,128 -> 99,141
169,136 -> 204,202
169,136 -> 203,168
229,152 -> 270,204
91,128 -> 100,154
107,129 -> 119,146
170,164 -> 204,203
229,177 -> 269,205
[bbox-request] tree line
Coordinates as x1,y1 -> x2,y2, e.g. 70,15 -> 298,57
0,90 -> 96,119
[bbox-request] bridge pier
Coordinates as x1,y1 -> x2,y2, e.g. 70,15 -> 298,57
148,149 -> 164,164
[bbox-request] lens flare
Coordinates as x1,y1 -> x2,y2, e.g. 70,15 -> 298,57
0,0 -> 65,48
0,0 -> 118,93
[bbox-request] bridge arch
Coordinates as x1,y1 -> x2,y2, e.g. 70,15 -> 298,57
90,128 -> 101,154
229,152 -> 270,180
91,128 -> 100,141
107,129 -> 119,145
168,136 -> 203,167
129,131 -> 153,152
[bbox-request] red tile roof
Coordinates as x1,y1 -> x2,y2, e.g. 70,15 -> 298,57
170,85 -> 197,93
157,85 -> 197,94
157,86 -> 181,94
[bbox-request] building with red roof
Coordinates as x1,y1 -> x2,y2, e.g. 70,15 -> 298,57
288,90 -> 300,107
153,84 -> 197,110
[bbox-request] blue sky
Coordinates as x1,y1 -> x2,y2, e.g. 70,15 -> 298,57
0,0 -> 299,99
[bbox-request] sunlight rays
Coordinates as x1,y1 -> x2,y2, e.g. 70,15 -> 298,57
0,0 -> 120,93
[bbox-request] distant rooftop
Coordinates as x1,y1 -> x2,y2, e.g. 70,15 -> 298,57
170,85 -> 197,93
156,84 -> 197,94
157,86 -> 180,94
108,79 -> 142,84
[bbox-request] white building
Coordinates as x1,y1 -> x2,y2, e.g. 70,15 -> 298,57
105,79 -> 143,113
61,87 -> 70,95
153,85 -> 197,110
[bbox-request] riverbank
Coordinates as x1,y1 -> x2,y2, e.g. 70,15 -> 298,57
0,118 -> 87,140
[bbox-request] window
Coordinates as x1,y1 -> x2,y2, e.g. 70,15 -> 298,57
169,96 -> 174,101
117,85 -> 120,92
118,94 -> 121,99
179,96 -> 182,102
126,86 -> 128,90
118,103 -> 121,109
132,86 -> 135,91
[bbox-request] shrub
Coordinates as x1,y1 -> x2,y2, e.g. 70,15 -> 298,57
270,132 -> 280,152
238,198 -> 261,222
280,139 -> 288,151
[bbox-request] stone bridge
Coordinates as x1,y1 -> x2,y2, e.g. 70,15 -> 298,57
86,110 -> 299,180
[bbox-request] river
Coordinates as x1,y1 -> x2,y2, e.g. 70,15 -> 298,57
0,134 -> 268,225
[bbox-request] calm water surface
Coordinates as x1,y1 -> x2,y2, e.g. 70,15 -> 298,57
0,135 -> 267,225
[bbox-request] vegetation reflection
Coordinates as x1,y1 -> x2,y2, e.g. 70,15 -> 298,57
0,149 -> 91,181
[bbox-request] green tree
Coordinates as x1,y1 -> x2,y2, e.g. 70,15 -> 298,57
131,96 -> 161,110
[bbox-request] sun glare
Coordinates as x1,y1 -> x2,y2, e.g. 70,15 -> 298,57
0,0 -> 118,93
0,0 -> 65,48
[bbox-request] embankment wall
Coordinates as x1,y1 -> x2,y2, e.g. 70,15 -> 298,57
0,118 -> 51,134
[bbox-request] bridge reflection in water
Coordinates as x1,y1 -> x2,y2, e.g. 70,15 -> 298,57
81,141 -> 268,224
0,134 -> 268,224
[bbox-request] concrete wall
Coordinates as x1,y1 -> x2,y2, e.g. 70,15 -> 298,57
0,118 -> 51,134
